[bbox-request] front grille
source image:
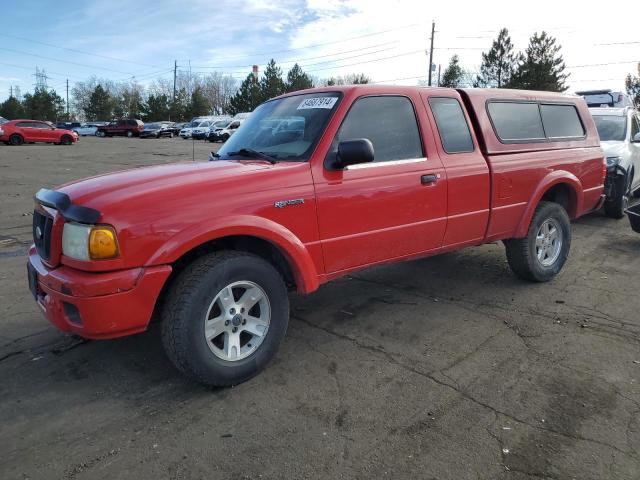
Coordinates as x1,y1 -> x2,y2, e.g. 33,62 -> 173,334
33,210 -> 53,260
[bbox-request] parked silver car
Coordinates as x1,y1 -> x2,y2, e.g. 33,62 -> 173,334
591,107 -> 640,218
73,123 -> 102,136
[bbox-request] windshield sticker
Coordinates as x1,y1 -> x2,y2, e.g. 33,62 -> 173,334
297,97 -> 338,110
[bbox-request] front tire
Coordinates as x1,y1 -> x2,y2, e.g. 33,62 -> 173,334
161,251 -> 289,387
60,135 -> 73,145
126,130 -> 133,138
505,201 -> 571,282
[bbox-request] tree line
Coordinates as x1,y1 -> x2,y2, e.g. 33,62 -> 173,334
2,34 -> 638,122
0,61 -> 370,123
439,29 -> 570,92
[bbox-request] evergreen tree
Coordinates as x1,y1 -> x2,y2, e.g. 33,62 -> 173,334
285,63 -> 313,93
169,88 -> 189,121
186,86 -> 210,118
22,87 -> 65,121
260,59 -> 286,101
325,73 -> 371,86
440,55 -> 464,88
508,31 -> 568,92
228,74 -> 262,115
474,28 -> 518,88
0,95 -> 24,119
143,94 -> 170,121
625,63 -> 640,108
86,85 -> 113,120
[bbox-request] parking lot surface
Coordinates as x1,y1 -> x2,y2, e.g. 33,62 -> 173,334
1,137 -> 639,480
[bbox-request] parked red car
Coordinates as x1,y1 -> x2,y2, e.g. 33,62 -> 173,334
27,86 -> 605,387
1,119 -> 78,145
95,119 -> 144,137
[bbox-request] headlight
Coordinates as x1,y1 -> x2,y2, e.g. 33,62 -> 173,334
62,223 -> 119,261
606,156 -> 620,167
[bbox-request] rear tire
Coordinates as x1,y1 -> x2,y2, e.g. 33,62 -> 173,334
9,134 -> 23,146
96,130 -> 106,137
161,251 -> 289,387
126,131 -> 133,138
604,171 -> 632,219
505,201 -> 571,282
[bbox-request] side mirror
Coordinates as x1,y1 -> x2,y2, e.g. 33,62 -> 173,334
633,132 -> 640,143
335,139 -> 374,169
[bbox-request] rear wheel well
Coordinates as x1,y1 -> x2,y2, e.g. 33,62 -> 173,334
540,183 -> 577,218
152,235 -> 297,324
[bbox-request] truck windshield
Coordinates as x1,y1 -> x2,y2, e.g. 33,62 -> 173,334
593,115 -> 627,142
217,92 -> 341,161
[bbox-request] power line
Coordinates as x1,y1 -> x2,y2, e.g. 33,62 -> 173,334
568,60 -> 639,68
186,22 -> 425,62
304,49 -> 426,74
0,61 -> 86,81
189,41 -> 399,69
594,41 -> 640,46
0,33 -> 159,68
0,46 -> 136,75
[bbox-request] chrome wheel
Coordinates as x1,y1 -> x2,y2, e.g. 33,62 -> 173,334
535,218 -> 562,267
204,281 -> 270,362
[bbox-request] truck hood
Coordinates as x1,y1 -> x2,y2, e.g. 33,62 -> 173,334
600,141 -> 626,158
57,160 -> 271,216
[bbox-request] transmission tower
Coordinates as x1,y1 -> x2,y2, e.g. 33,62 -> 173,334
33,67 -> 49,90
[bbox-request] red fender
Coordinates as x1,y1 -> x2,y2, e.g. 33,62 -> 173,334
147,215 -> 320,294
514,171 -> 583,238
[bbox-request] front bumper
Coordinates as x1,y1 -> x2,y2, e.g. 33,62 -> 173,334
28,247 -> 171,339
604,165 -> 627,201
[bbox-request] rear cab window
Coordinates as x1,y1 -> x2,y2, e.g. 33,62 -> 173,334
540,104 -> 585,139
487,101 -> 585,143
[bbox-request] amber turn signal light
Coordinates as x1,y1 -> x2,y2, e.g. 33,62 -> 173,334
89,226 -> 119,260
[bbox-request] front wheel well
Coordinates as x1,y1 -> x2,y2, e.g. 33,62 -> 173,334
540,183 -> 577,218
151,235 -> 298,326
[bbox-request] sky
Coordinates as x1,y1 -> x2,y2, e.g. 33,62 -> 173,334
1,0 -> 639,102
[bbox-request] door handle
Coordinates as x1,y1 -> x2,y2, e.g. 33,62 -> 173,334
421,174 -> 438,185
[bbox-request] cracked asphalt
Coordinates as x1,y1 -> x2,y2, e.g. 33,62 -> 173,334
1,137 -> 640,480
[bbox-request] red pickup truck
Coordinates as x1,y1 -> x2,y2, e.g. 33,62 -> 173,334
27,86 -> 605,386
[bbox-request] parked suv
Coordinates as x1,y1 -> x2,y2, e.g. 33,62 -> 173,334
27,86 -> 604,387
591,107 -> 640,218
96,119 -> 144,137
1,119 -> 78,145
207,119 -> 242,142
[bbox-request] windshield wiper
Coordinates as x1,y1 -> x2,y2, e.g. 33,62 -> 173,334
226,148 -> 278,164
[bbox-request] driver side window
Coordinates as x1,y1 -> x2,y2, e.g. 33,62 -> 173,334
335,96 -> 423,162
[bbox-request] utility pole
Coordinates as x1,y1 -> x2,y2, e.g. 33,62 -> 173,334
437,64 -> 441,87
173,60 -> 177,102
10,86 -> 12,98
66,79 -> 69,116
428,21 -> 435,86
